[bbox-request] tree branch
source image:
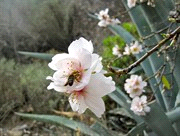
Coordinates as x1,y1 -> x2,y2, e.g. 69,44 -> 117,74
109,26 -> 180,75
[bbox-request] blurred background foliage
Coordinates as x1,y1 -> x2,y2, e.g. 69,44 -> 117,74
101,22 -> 139,87
0,0 -> 133,134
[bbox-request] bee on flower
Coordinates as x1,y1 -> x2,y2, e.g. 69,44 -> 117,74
130,95 -> 151,116
95,8 -> 120,27
47,37 -> 115,117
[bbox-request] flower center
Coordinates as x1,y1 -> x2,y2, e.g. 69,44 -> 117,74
64,70 -> 82,86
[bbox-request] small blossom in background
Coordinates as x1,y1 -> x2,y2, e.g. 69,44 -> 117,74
47,37 -> 115,117
130,95 -> 151,116
123,44 -> 131,55
124,75 -> 147,98
127,0 -> 155,8
95,8 -> 120,27
112,45 -> 122,57
127,0 -> 137,8
123,41 -> 143,55
130,41 -> 143,54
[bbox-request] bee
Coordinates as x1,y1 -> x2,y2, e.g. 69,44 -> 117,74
64,74 -> 76,86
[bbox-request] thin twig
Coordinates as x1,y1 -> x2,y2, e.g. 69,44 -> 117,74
140,26 -> 169,40
109,26 -> 180,75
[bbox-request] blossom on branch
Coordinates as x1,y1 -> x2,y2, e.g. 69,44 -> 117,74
124,75 -> 147,98
47,37 -> 103,92
130,95 -> 151,116
112,45 -> 122,57
47,37 -> 115,117
123,41 -> 143,55
95,8 -> 120,27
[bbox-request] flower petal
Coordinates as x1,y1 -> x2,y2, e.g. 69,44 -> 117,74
90,54 -> 103,73
85,96 -> 105,117
87,73 -> 115,97
48,53 -> 75,71
69,93 -> 87,114
68,37 -> 93,54
47,82 -> 67,92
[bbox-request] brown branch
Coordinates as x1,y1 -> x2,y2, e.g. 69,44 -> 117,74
109,26 -> 180,75
141,26 -> 169,40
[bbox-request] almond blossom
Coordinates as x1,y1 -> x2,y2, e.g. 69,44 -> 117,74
69,73 -> 115,117
112,45 -> 122,57
123,44 -> 131,55
95,8 -> 120,27
130,95 -> 151,116
124,75 -> 147,98
130,41 -> 143,54
127,0 -> 137,8
123,41 -> 143,55
47,37 -> 115,117
47,37 -> 102,93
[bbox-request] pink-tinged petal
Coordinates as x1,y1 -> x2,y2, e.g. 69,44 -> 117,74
144,106 -> 151,113
98,20 -> 108,27
91,54 -> 103,73
140,95 -> 147,104
69,93 -> 87,113
48,54 -> 77,71
47,82 -> 67,92
85,96 -> 105,117
52,71 -> 68,85
68,37 -> 93,54
73,69 -> 92,91
48,53 -> 69,70
76,48 -> 92,69
86,73 -> 115,97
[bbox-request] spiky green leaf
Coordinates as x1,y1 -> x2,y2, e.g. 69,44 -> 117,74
15,113 -> 99,136
18,51 -> 53,61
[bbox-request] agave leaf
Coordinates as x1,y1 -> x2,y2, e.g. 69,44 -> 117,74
141,101 -> 177,136
107,24 -> 166,110
127,122 -> 146,136
166,107 -> 180,123
129,66 -> 143,74
121,0 -> 178,111
18,51 -> 53,61
15,113 -> 99,136
91,122 -> 118,136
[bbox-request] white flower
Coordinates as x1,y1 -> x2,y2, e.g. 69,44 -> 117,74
96,8 -> 109,20
123,44 -> 131,55
127,0 -> 137,8
96,8 -> 120,27
130,41 -> 143,54
123,41 -> 143,55
112,45 -> 122,57
124,75 -> 147,98
130,95 -> 151,116
47,37 -> 103,92
68,73 -> 115,117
